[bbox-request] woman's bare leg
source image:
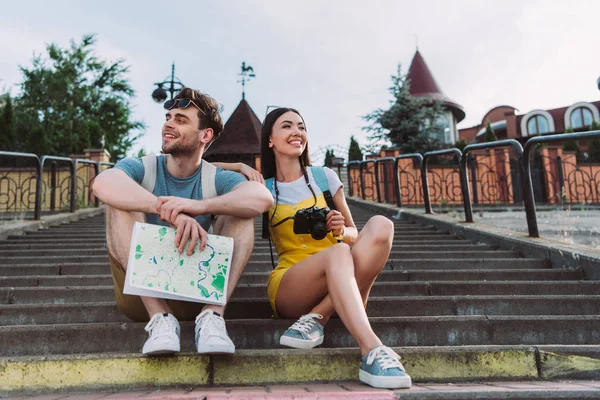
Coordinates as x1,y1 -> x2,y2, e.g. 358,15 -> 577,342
297,216 -> 395,324
275,243 -> 382,356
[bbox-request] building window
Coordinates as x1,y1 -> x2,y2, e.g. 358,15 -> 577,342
433,114 -> 451,143
527,115 -> 550,135
570,107 -> 594,129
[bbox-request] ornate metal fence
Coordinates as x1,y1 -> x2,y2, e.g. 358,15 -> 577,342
0,151 -> 113,221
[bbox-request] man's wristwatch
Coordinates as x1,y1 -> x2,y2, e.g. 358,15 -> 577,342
333,226 -> 345,241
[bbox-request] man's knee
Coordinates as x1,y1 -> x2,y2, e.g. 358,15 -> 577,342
213,215 -> 254,237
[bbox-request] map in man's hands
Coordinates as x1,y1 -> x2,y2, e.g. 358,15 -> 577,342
123,222 -> 233,305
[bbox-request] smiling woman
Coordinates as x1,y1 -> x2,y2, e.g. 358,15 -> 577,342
259,107 -> 412,390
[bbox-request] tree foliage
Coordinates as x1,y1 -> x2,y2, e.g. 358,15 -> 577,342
363,64 -> 446,155
483,121 -> 498,143
348,135 -> 363,162
324,149 -> 334,167
0,35 -> 144,161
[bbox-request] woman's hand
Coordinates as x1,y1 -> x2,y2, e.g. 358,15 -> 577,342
326,209 -> 345,236
171,213 -> 208,255
240,164 -> 265,184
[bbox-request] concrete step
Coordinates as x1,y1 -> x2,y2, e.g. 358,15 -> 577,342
4,237 -> 106,244
0,263 -> 108,276
5,346 -> 599,395
0,248 -> 108,257
2,316 -> 600,356
248,250 -> 521,262
3,281 -> 598,304
0,268 -> 583,287
245,258 -> 550,271
238,268 -> 585,283
3,296 -> 599,326
0,258 -> 550,272
0,242 -> 106,250
0,274 -> 113,287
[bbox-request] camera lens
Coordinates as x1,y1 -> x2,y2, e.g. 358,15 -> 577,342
311,222 -> 328,240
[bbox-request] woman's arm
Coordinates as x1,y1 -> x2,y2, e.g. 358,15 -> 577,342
212,162 -> 265,184
327,187 -> 358,245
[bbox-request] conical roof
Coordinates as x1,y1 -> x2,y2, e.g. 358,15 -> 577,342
407,50 -> 465,123
204,99 -> 262,156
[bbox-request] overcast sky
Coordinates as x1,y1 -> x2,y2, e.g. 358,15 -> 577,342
1,0 -> 599,164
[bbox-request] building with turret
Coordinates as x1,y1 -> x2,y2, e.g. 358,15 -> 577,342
406,50 -> 465,144
203,99 -> 262,169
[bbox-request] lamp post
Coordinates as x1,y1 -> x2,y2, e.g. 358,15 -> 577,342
152,63 -> 185,103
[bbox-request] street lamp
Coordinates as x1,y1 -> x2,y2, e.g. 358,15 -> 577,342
152,63 -> 185,103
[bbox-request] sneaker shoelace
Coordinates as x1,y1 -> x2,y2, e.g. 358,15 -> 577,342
196,311 -> 227,338
288,313 -> 323,335
366,346 -> 405,371
145,314 -> 177,339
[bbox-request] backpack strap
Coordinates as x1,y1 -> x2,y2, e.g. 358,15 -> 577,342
141,154 -> 157,193
309,166 -> 336,211
200,160 -> 217,199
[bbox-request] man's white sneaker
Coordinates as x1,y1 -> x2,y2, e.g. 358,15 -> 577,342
195,309 -> 235,354
142,313 -> 181,355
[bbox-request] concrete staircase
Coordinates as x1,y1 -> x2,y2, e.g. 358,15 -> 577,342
1,204 -> 600,395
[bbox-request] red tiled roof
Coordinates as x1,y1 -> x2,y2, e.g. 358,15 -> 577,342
407,50 -> 465,123
204,99 -> 262,156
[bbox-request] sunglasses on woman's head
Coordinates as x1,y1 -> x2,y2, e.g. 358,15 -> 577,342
163,98 -> 201,111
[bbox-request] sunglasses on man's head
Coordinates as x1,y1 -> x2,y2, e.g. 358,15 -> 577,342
163,98 -> 201,111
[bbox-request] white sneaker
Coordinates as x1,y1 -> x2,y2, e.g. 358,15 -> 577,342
142,313 -> 181,355
195,309 -> 235,354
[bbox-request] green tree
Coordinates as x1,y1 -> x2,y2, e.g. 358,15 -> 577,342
348,135 -> 363,161
585,121 -> 600,162
363,64 -> 446,154
324,149 -> 334,167
483,121 -> 498,143
455,138 -> 468,152
13,34 -> 144,161
0,95 -> 16,151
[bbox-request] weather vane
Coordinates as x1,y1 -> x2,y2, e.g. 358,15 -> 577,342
238,62 -> 255,100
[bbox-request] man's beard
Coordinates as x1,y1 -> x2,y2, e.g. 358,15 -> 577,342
162,140 -> 199,156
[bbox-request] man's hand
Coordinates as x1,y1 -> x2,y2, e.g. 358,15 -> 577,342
326,210 -> 345,236
172,213 -> 207,256
240,164 -> 265,184
157,196 -> 198,225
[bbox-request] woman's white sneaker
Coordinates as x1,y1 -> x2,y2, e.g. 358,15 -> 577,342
142,313 -> 181,355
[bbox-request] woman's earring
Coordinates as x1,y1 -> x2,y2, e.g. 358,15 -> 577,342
269,142 -> 273,148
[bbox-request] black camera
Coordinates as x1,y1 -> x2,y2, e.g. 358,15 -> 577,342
293,206 -> 330,240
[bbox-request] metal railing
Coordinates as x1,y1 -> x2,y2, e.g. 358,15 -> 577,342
0,151 -> 113,220
422,148 -> 462,214
460,140 -> 525,223
346,130 -> 600,237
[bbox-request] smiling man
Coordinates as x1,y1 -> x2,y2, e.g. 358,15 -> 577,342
93,87 -> 273,356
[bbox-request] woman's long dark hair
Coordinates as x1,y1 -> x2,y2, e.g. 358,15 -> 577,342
260,107 -> 311,180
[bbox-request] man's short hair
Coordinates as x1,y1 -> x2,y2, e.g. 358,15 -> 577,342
173,88 -> 224,144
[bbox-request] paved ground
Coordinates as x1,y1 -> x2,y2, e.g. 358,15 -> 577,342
410,207 -> 600,249
5,381 -> 600,399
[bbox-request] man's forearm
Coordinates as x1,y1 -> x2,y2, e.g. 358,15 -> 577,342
93,169 -> 157,214
190,181 -> 273,218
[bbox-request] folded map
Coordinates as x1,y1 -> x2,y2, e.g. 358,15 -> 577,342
123,222 -> 233,305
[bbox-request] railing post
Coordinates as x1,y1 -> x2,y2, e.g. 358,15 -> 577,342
382,160 -> 390,203
394,157 -> 402,207
70,161 -> 77,213
359,162 -> 365,200
421,160 -> 432,214
460,153 -> 474,222
50,162 -> 57,211
470,155 -> 479,204
521,152 -> 539,237
374,160 -> 382,203
556,156 -> 565,203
